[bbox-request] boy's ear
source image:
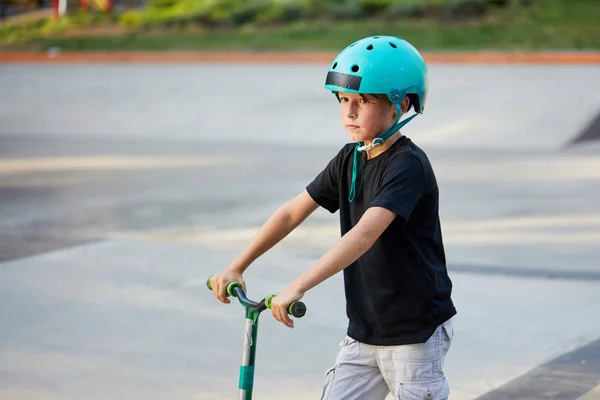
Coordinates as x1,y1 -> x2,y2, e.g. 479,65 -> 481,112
401,96 -> 411,113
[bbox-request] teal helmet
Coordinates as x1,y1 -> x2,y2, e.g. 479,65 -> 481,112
325,35 -> 428,116
324,35 -> 429,202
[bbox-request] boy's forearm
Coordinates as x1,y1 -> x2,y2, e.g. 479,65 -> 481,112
228,203 -> 300,273
289,225 -> 377,293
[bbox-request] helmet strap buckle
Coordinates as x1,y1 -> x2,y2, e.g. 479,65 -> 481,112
357,137 -> 384,152
372,138 -> 384,147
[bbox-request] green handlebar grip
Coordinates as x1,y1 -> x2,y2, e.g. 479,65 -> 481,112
226,281 -> 243,297
206,276 -> 243,298
265,294 -> 273,308
265,295 -> 306,318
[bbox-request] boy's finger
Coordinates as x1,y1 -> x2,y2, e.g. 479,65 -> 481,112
272,302 -> 293,328
221,288 -> 231,303
272,304 -> 281,323
216,281 -> 229,303
211,279 -> 219,300
273,304 -> 284,325
221,290 -> 230,304
281,310 -> 293,328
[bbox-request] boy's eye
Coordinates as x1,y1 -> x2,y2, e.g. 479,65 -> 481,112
340,97 -> 349,102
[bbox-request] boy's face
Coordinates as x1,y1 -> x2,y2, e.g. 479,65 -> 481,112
338,92 -> 400,143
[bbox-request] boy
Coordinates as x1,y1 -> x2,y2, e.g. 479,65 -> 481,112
210,35 -> 456,400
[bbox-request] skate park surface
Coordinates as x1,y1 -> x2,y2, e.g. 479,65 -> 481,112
1,63 -> 600,399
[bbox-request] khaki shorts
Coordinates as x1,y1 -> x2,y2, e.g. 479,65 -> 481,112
321,319 -> 454,400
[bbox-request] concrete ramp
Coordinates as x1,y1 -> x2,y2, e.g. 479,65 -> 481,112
1,64 -> 600,400
416,65 -> 600,151
1,64 -> 599,152
418,66 -> 600,152
568,110 -> 600,146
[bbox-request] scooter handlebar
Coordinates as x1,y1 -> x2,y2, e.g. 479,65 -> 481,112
206,277 -> 243,297
265,294 -> 306,318
206,277 -> 306,318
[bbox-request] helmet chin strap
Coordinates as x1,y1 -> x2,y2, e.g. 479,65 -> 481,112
348,104 -> 419,202
357,103 -> 417,151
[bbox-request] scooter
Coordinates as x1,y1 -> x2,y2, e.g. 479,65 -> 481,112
206,277 -> 307,400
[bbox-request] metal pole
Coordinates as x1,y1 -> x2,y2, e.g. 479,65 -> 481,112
239,310 -> 259,400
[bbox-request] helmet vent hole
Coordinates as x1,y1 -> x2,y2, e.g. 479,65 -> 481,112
367,44 -> 374,50
390,42 -> 397,48
332,62 -> 338,70
374,36 -> 380,39
351,65 -> 360,73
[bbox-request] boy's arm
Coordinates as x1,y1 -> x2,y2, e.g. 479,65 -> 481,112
210,190 -> 319,303
270,206 -> 396,327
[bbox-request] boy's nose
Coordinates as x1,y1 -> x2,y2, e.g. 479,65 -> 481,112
347,107 -> 357,119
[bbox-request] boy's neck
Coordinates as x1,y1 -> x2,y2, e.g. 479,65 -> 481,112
364,131 -> 403,160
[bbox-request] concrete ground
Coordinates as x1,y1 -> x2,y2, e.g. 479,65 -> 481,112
1,63 -> 600,399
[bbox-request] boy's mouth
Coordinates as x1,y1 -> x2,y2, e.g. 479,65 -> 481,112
346,124 -> 360,130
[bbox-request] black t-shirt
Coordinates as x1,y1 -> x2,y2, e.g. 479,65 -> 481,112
306,136 -> 456,346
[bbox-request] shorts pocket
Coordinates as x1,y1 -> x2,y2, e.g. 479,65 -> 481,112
393,359 -> 438,383
442,321 -> 454,342
320,367 -> 336,400
397,379 -> 449,400
393,328 -> 440,363
440,320 -> 453,359
392,329 -> 442,382
336,336 -> 360,362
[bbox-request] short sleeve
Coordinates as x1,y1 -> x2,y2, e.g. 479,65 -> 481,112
369,155 -> 424,221
306,147 -> 348,213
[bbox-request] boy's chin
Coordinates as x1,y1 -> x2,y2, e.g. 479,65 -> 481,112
347,132 -> 376,143
346,131 -> 364,142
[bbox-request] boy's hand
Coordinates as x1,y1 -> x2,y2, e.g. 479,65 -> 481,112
209,268 -> 246,304
270,287 -> 304,329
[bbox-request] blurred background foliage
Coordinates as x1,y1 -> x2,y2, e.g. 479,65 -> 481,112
117,0 -> 536,28
1,0 -> 599,50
